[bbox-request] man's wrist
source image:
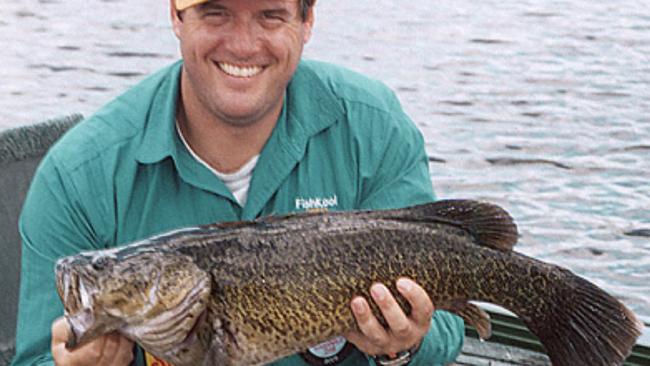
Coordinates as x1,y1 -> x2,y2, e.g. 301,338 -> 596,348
372,340 -> 421,366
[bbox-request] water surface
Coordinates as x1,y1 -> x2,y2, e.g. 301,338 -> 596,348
2,0 -> 649,321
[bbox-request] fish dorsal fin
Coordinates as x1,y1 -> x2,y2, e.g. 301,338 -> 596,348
200,211 -> 321,231
376,199 -> 519,251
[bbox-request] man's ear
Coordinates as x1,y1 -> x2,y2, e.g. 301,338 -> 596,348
170,0 -> 183,39
302,3 -> 316,44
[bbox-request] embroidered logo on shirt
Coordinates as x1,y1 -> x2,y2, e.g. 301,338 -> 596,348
295,195 -> 338,211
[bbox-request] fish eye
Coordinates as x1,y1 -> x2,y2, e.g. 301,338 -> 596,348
91,256 -> 109,271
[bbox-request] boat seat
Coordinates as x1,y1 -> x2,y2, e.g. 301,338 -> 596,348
0,114 -> 82,366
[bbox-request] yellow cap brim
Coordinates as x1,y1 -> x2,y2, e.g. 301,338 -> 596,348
176,0 -> 209,11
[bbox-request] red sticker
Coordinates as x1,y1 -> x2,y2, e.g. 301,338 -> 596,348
145,352 -> 174,366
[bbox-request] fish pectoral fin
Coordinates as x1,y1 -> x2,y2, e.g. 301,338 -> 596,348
203,344 -> 228,366
449,302 -> 492,340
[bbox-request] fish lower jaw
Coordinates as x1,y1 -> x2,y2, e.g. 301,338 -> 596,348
66,309 -> 123,349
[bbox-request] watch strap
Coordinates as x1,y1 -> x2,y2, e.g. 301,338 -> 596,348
372,341 -> 421,366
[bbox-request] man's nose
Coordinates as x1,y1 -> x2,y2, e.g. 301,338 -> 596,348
222,18 -> 263,60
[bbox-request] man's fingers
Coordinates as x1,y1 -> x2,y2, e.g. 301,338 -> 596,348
97,333 -> 121,363
51,316 -> 135,366
51,317 -> 71,346
116,335 -> 135,365
103,333 -> 135,366
350,296 -> 390,347
370,283 -> 412,338
67,335 -> 108,365
396,277 -> 435,325
51,317 -> 88,365
347,281 -> 434,357
344,329 -> 380,356
52,343 -> 69,366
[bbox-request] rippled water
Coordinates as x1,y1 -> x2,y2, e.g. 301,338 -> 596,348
2,0 -> 649,321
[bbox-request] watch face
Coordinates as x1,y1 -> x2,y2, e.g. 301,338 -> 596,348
374,350 -> 412,366
307,336 -> 348,358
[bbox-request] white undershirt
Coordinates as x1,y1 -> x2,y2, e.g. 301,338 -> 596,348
176,122 -> 259,206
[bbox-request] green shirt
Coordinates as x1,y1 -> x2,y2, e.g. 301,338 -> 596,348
13,60 -> 464,366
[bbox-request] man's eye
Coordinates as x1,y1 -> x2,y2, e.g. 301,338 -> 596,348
202,9 -> 230,25
205,10 -> 227,17
201,8 -> 230,19
262,11 -> 286,22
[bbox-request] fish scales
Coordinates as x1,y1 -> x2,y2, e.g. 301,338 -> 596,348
55,200 -> 643,366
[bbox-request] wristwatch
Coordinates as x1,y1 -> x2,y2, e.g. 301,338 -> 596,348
372,342 -> 421,366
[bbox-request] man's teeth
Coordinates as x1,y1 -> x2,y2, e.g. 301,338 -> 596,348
218,63 -> 263,78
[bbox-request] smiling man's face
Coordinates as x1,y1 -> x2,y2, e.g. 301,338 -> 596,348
171,0 -> 314,127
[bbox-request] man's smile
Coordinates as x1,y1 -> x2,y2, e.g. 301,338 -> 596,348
216,62 -> 265,78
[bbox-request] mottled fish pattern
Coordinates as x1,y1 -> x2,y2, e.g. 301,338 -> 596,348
55,200 -> 643,366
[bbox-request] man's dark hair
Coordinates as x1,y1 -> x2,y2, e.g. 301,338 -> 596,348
300,0 -> 316,21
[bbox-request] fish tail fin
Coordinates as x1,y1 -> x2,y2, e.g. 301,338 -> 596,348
524,271 -> 642,366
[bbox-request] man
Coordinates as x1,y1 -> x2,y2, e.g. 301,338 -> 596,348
12,1 -> 464,365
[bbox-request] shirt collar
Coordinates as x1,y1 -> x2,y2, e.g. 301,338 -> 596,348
135,61 -> 184,165
285,60 -> 345,138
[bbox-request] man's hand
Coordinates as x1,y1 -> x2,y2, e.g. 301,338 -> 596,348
51,317 -> 134,366
345,278 -> 434,357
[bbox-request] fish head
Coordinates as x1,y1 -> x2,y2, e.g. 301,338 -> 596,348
55,247 -> 212,358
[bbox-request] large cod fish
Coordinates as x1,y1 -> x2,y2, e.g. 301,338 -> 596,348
55,200 -> 643,366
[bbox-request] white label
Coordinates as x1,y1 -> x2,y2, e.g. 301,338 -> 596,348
307,336 -> 347,359
295,195 -> 338,211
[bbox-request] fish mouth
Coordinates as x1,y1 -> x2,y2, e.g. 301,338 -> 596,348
65,308 -> 125,349
56,260 -> 121,348
65,308 -> 95,348
57,263 -> 92,348
56,259 -> 81,314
